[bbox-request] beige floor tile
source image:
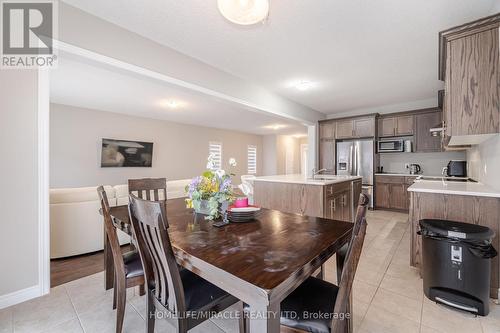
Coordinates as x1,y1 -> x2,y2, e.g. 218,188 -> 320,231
0,308 -> 12,333
358,303 -> 420,333
355,261 -> 386,287
40,318 -> 83,333
191,319 -> 225,333
65,272 -> 134,316
480,300 -> 500,333
12,286 -> 77,333
371,288 -> 422,323
209,303 -> 241,333
79,302 -> 144,333
352,279 -> 378,304
420,325 -> 441,333
385,260 -> 421,280
421,297 -> 483,333
379,273 -> 423,301
353,299 -> 370,332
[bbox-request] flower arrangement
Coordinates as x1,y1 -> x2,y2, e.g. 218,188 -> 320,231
185,154 -> 237,220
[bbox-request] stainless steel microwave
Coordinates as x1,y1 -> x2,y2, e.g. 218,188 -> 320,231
378,139 -> 404,152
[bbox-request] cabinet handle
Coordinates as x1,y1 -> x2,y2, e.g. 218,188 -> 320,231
331,199 -> 336,212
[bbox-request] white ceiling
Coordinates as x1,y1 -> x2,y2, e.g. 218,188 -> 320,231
50,57 -> 307,135
62,0 -> 496,115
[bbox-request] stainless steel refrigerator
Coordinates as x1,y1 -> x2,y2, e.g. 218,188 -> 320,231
336,139 -> 375,208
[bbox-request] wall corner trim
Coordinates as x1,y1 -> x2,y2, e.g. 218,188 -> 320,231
0,285 -> 42,310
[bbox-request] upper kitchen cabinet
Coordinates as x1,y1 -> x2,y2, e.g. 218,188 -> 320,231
335,116 -> 376,139
415,109 -> 443,153
439,14 -> 500,145
378,114 -> 414,137
319,121 -> 335,139
319,139 -> 335,173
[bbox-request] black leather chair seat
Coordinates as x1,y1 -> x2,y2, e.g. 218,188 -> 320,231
179,269 -> 230,311
123,251 -> 144,279
280,277 -> 339,333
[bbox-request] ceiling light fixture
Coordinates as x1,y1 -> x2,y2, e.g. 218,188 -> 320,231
217,0 -> 269,25
294,80 -> 315,91
263,124 -> 286,130
159,99 -> 183,109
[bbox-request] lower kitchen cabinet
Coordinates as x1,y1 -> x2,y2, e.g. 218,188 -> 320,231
324,181 -> 352,222
375,175 -> 417,211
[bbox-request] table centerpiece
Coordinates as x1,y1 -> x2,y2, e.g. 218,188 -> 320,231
185,154 -> 237,220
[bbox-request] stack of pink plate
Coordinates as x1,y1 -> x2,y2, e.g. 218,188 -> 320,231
227,205 -> 261,223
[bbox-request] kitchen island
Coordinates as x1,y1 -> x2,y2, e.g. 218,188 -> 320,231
253,174 -> 362,222
408,180 -> 500,298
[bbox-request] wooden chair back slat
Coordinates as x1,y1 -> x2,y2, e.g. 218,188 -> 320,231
331,193 -> 369,333
97,186 -> 126,278
128,194 -> 186,314
128,178 -> 167,202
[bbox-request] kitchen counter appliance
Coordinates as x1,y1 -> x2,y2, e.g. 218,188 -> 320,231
444,160 -> 467,177
378,139 -> 404,153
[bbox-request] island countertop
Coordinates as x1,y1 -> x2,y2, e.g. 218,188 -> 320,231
253,174 -> 363,186
408,180 -> 500,198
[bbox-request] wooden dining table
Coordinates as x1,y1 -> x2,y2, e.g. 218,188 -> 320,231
103,197 -> 354,333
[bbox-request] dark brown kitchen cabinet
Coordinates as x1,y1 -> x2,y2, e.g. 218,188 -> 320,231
396,115 -> 414,136
439,14 -> 500,142
378,115 -> 414,137
375,175 -> 416,211
352,178 -> 362,207
336,120 -> 354,139
319,139 -> 335,173
379,118 -> 396,137
354,117 -> 376,138
319,121 -> 335,139
415,110 -> 443,152
336,117 -> 375,139
324,181 -> 352,222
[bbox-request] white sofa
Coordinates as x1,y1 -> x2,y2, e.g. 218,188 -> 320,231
50,179 -> 190,259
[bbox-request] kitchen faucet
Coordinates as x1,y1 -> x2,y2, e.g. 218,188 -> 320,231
312,168 -> 327,176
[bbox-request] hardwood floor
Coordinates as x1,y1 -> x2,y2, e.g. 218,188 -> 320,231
51,245 -> 131,287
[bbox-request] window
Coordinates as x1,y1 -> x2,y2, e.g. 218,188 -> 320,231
208,142 -> 222,170
247,145 -> 257,174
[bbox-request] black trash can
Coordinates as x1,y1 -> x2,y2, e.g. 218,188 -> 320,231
419,219 -> 497,316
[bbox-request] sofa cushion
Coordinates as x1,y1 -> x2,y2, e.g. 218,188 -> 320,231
114,179 -> 190,205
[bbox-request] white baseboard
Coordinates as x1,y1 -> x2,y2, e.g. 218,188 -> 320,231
0,285 -> 43,310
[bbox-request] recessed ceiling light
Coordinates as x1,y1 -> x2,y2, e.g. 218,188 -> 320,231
158,99 -> 184,109
263,124 -> 287,130
294,80 -> 316,91
217,0 -> 269,25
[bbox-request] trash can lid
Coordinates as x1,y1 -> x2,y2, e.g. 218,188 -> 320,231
419,219 -> 495,240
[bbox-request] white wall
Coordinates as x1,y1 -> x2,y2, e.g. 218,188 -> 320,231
379,151 -> 466,176
262,135 -> 278,175
50,104 -> 263,188
467,135 -> 500,190
0,71 -> 40,299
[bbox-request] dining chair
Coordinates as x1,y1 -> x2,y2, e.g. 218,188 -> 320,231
128,178 -> 167,202
243,193 -> 369,333
279,193 -> 369,333
128,194 -> 243,333
97,186 -> 145,333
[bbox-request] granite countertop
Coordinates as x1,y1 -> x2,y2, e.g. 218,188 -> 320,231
408,180 -> 500,198
253,174 -> 362,186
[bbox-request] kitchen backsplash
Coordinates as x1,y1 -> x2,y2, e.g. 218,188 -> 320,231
379,151 -> 466,176
467,135 -> 500,190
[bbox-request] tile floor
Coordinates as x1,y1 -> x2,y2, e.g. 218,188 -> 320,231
1,210 -> 499,333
